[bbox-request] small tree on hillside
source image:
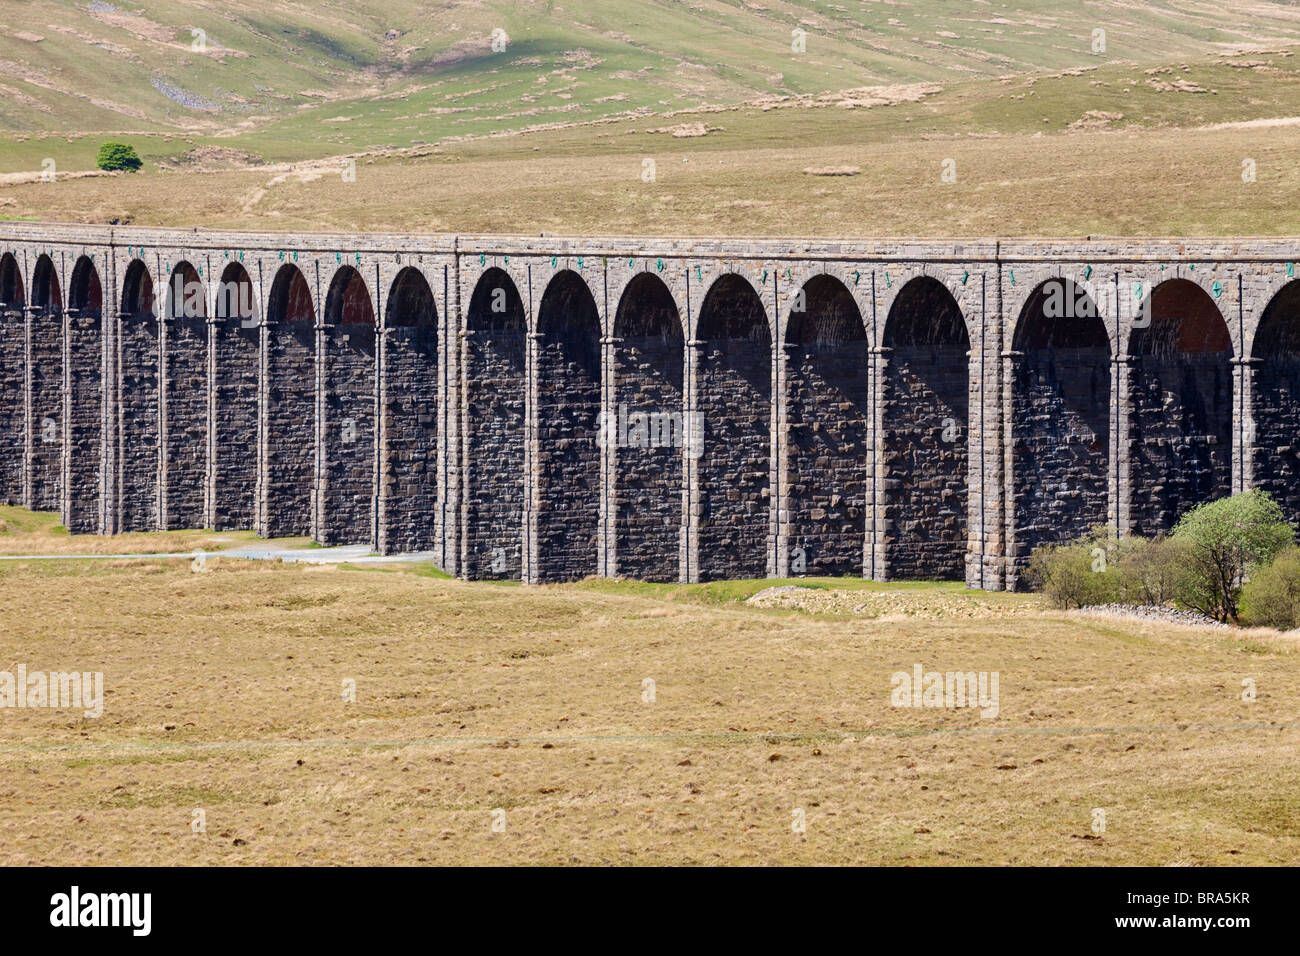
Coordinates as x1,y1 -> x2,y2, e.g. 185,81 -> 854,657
1171,490 -> 1295,622
96,142 -> 143,172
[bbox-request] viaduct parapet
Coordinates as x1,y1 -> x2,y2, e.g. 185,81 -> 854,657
2,222 -> 1298,590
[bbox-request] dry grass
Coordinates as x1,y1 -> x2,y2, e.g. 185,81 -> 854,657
0,552 -> 1296,865
8,116 -> 1300,238
0,505 -> 262,556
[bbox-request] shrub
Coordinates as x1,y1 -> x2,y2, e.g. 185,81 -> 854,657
1024,526 -> 1122,609
95,142 -> 142,172
1171,491 -> 1295,623
1240,546 -> 1300,629
1114,534 -> 1195,607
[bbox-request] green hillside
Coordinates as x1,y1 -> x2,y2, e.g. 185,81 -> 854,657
4,0 -> 1300,169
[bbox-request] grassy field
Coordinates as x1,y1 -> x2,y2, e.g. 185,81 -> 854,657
4,3 -> 1300,235
0,515 -> 1296,865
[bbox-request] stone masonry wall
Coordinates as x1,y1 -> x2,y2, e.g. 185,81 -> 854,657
0,308 -> 23,504
881,344 -> 969,580
63,308 -> 102,532
264,320 -> 315,538
118,314 -> 159,531
462,296 -> 525,580
535,274 -> 602,583
321,324 -> 376,545
211,318 -> 259,530
27,309 -> 63,512
784,280 -> 870,577
613,281 -> 684,582
161,313 -> 207,529
4,225 -> 1300,593
382,322 -> 438,554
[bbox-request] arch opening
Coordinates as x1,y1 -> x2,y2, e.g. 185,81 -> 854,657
264,264 -> 316,538
1251,279 -> 1300,522
0,254 -> 25,503
1011,279 -> 1111,580
0,253 -> 24,308
382,267 -> 438,554
785,275 -> 868,576
27,256 -> 63,511
612,273 -> 684,582
1128,278 -> 1233,533
464,267 -> 526,580
320,266 -> 376,546
882,277 -> 970,580
696,274 -> 771,581
118,260 -> 159,530
211,262 -> 259,530
536,270 -> 601,582
64,256 -> 104,531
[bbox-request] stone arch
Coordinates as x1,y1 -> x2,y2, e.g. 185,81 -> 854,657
696,273 -> 771,580
1010,278 -> 1111,573
120,259 -> 154,316
160,262 -> 207,529
612,272 -> 685,581
0,252 -> 24,307
263,263 -> 317,538
31,254 -> 61,310
64,256 -> 104,531
881,276 -> 970,579
1128,278 -> 1233,533
536,269 -> 602,582
382,266 -> 438,554
68,256 -> 102,313
463,266 -> 526,579
1250,279 -> 1300,522
27,255 -> 63,511
0,253 -> 25,504
785,274 -> 869,576
319,265 -> 376,546
211,261 -> 259,530
118,260 -> 159,530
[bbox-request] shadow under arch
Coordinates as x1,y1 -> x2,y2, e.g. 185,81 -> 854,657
63,256 -> 105,531
382,266 -> 439,554
463,266 -> 526,579
0,253 -> 24,503
160,261 -> 207,530
695,273 -> 771,581
612,272 -> 684,582
211,261 -> 260,530
319,265 -> 376,546
535,269 -> 601,583
1010,278 -> 1110,580
27,255 -> 63,511
263,263 -> 316,538
785,274 -> 868,576
118,260 -> 160,530
1128,278 -> 1232,534
881,276 -> 970,580
1250,279 -> 1300,522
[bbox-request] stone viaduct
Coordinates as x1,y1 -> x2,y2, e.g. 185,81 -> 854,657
1,222 -> 1298,590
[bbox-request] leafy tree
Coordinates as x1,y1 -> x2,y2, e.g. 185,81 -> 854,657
1240,546 -> 1300,629
1171,491 -> 1295,622
96,142 -> 142,173
1114,534 -> 1195,607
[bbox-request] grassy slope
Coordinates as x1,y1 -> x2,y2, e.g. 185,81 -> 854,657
5,47 -> 1300,235
0,556 -> 1295,865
